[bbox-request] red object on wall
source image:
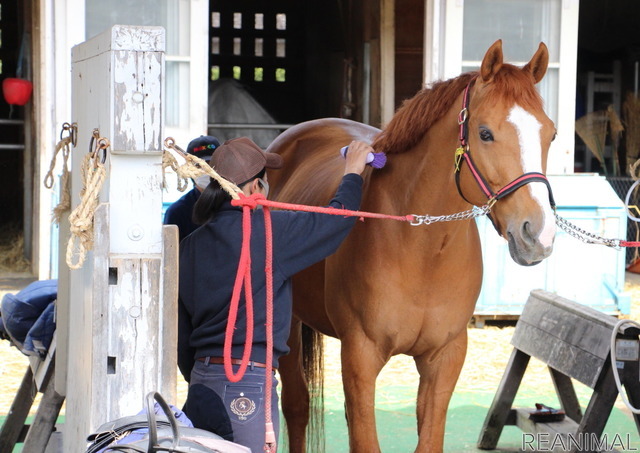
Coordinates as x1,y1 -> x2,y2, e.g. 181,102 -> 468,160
2,78 -> 33,106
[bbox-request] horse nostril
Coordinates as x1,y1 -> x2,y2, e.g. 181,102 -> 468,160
521,221 -> 537,246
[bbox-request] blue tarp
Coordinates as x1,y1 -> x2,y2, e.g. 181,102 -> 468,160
0,279 -> 57,358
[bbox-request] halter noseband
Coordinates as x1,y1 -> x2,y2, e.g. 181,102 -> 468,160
454,78 -> 556,209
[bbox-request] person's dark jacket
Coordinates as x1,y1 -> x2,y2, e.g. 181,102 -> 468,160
178,173 -> 363,381
164,188 -> 201,242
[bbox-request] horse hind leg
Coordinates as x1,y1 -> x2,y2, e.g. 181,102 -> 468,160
280,318 -> 310,453
413,330 -> 468,453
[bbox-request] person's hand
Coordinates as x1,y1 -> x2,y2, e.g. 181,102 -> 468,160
343,140 -> 373,176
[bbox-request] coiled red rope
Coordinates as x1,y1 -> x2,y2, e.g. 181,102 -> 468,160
223,201 -> 254,383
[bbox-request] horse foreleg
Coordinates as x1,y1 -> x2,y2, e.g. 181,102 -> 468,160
279,318 -> 309,453
340,336 -> 387,453
413,329 -> 468,453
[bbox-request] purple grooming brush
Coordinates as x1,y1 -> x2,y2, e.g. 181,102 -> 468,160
339,146 -> 387,169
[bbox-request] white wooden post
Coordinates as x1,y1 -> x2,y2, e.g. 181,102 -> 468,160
57,25 -> 179,452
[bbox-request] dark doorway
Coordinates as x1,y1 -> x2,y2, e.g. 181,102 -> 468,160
0,0 -> 29,272
208,1 -> 305,124
575,0 -> 640,177
575,0 -> 640,267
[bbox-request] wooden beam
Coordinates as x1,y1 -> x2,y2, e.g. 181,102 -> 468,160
379,0 -> 395,125
477,348 -> 530,449
0,366 -> 36,452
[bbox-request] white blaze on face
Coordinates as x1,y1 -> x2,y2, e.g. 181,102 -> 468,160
507,105 -> 556,248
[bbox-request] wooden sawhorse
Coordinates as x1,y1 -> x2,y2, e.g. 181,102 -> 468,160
0,337 -> 65,452
478,289 -> 640,452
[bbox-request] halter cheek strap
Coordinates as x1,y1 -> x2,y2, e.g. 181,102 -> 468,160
454,77 -> 556,209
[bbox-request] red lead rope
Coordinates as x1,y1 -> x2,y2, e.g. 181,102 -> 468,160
224,194 -> 278,452
223,201 -> 254,384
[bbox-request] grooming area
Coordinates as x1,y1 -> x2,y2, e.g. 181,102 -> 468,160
2,1 -> 640,452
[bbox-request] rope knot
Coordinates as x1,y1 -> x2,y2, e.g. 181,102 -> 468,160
231,193 -> 266,210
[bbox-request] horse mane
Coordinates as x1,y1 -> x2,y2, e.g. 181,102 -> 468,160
372,72 -> 477,154
373,64 -> 544,154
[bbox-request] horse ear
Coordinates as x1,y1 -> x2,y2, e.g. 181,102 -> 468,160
523,42 -> 549,84
480,39 -> 503,82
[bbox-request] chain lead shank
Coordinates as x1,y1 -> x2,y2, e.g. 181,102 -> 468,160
555,214 -> 621,248
410,204 -> 492,226
410,207 -> 626,250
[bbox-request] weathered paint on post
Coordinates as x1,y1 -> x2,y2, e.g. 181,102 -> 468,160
60,25 -> 176,452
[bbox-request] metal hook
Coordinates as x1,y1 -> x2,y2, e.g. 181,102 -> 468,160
89,129 -> 108,165
96,137 -> 109,164
60,122 -> 78,147
164,136 -> 187,156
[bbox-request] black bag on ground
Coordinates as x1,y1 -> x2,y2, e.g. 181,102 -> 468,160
85,391 -> 251,453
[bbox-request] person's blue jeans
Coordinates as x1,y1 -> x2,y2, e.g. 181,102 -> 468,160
187,360 -> 280,453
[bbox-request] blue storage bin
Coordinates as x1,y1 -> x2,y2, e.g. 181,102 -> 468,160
475,173 -> 630,318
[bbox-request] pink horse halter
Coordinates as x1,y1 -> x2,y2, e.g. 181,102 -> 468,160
454,77 -> 556,209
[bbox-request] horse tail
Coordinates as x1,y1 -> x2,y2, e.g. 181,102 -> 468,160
302,323 -> 325,452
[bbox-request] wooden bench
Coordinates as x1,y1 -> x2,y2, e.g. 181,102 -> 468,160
0,334 -> 65,453
478,289 -> 640,452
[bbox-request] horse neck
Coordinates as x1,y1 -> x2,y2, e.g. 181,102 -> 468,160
366,111 -> 468,218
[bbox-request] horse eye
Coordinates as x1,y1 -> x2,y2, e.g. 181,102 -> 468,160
552,132 -> 557,142
479,128 -> 494,142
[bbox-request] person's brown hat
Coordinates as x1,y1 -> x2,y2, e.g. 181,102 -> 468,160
210,137 -> 283,185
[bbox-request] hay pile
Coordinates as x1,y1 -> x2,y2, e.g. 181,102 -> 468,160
0,224 -> 30,273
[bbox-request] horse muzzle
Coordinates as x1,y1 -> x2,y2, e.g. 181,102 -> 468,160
506,218 -> 555,266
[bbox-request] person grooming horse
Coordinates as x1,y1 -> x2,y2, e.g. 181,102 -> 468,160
177,137 -> 372,452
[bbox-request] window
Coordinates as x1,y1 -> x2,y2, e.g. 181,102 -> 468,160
209,1 -> 303,124
210,5 -> 295,84
462,0 -> 561,124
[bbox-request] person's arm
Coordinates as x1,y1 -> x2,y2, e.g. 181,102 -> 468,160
177,297 -> 196,383
273,141 -> 372,276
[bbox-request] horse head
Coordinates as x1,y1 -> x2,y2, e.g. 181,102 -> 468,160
456,39 -> 556,266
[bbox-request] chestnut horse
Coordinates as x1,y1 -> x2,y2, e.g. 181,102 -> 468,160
267,40 -> 556,452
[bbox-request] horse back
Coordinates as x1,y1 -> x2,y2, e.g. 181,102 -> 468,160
266,118 -> 380,205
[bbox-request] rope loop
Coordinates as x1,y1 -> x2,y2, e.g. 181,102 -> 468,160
44,122 -> 78,223
66,131 -> 109,270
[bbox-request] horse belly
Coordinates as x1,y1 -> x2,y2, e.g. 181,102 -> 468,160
291,262 -> 338,337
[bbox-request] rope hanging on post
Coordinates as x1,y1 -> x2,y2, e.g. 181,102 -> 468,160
161,148 -> 190,192
163,137 -> 242,199
44,122 -> 77,223
66,129 -> 109,270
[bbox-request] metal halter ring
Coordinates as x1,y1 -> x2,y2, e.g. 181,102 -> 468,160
457,108 -> 468,125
